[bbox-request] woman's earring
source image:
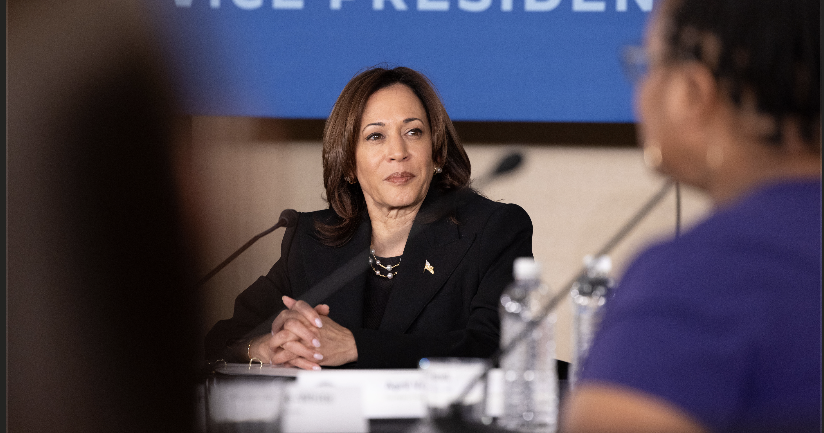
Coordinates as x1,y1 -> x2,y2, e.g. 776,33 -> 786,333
345,176 -> 357,184
643,141 -> 663,169
434,167 -> 442,174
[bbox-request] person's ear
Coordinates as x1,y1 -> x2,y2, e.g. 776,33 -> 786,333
666,62 -> 719,127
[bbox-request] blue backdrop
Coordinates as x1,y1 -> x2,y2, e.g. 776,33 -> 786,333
153,0 -> 653,122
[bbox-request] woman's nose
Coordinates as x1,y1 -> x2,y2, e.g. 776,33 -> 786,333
387,133 -> 409,161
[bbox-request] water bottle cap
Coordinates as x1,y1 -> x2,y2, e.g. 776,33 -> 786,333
513,257 -> 541,279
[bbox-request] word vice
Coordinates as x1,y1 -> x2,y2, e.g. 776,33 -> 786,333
174,0 -> 652,12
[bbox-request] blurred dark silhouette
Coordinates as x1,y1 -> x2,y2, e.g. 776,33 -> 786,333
8,1 -> 201,431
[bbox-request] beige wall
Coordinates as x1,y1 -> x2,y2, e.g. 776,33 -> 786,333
178,117 -> 713,363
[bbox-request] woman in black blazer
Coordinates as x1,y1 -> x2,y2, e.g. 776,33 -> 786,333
205,66 -> 533,369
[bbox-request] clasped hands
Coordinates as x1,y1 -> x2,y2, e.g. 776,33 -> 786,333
247,296 -> 358,370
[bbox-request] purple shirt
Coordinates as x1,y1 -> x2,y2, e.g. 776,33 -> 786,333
579,179 -> 822,432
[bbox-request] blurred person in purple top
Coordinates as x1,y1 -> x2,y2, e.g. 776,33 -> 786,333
561,0 -> 821,432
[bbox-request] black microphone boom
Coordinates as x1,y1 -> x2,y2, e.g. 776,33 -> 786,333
194,209 -> 299,289
472,151 -> 524,189
493,152 -> 523,176
449,180 -> 676,408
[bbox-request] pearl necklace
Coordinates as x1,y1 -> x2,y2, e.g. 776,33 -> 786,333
368,247 -> 401,279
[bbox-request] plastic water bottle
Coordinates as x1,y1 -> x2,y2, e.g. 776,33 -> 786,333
498,257 -> 558,433
570,255 -> 614,388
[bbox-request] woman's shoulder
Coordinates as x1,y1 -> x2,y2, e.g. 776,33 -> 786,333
292,208 -> 340,232
452,188 -> 532,228
460,188 -> 529,213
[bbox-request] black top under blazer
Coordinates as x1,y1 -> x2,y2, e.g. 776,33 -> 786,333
205,187 -> 533,369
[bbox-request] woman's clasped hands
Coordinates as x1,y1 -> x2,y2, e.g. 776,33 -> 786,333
248,296 -> 358,370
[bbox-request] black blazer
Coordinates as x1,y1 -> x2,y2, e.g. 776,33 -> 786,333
205,187 -> 533,368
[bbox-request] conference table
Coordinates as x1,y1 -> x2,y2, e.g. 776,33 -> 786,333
199,361 -> 570,433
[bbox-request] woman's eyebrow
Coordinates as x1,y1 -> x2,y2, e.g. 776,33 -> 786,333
362,118 -> 422,132
361,122 -> 384,133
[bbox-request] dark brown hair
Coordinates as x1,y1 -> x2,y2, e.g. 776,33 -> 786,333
660,0 -> 820,147
318,66 -> 471,246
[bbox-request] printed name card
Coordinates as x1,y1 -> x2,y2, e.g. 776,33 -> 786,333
281,386 -> 367,433
420,358 -> 489,410
296,369 -> 426,418
205,376 -> 287,431
485,368 -> 505,417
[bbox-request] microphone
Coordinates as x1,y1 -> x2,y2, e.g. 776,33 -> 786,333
446,180 -> 677,416
472,151 -> 524,190
194,209 -> 299,289
493,152 -> 523,176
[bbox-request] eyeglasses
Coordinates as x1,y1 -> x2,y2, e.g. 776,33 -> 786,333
620,45 -> 650,85
621,44 -> 699,85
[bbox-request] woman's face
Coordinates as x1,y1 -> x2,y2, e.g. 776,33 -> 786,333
355,83 -> 435,216
636,3 -> 708,186
636,8 -> 677,169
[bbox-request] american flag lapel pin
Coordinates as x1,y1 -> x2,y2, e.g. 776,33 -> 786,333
424,260 -> 434,275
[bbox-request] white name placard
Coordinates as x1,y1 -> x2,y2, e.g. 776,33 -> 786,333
485,368 -> 505,417
420,358 -> 487,409
281,385 -> 367,433
296,369 -> 426,419
206,378 -> 285,423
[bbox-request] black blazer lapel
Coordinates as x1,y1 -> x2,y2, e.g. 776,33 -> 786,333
297,218 -> 371,330
378,216 -> 475,333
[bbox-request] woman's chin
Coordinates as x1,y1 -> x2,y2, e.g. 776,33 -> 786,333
377,186 -> 428,207
371,195 -> 426,213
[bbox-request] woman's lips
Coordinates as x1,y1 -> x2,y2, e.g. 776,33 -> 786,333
385,172 -> 415,184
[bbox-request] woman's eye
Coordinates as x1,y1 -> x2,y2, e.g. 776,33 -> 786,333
407,128 -> 422,136
366,132 -> 383,141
